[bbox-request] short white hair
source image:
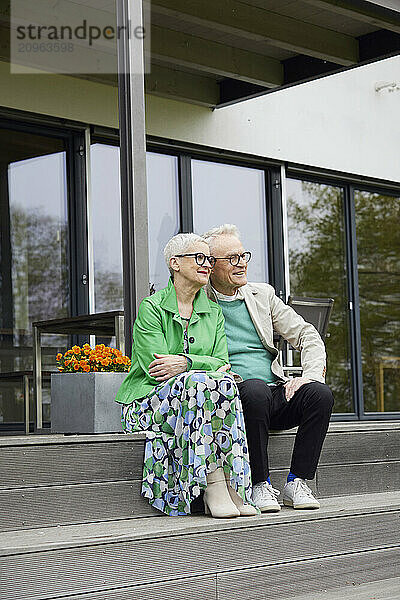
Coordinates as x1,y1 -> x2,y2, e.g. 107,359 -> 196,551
202,224 -> 241,250
164,233 -> 207,277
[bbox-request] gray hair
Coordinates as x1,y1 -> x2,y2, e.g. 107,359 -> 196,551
202,224 -> 241,250
164,233 -> 206,277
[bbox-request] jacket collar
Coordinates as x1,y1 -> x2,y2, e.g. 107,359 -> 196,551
237,283 -> 258,299
161,278 -> 211,323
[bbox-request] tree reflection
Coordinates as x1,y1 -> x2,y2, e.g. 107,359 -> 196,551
288,182 -> 399,413
11,205 -> 69,328
288,182 -> 352,412
94,269 -> 123,313
355,191 -> 400,412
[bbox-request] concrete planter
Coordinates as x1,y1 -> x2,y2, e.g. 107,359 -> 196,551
51,372 -> 127,433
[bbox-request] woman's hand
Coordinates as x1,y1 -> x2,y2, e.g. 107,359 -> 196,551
217,363 -> 231,372
148,353 -> 188,382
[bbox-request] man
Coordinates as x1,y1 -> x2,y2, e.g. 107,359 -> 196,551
202,224 -> 334,511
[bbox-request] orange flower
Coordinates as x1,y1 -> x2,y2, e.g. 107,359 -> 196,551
57,344 -> 129,373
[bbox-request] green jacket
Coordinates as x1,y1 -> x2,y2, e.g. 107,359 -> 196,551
115,279 -> 229,404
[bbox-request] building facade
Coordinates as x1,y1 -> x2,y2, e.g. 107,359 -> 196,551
0,2 -> 399,431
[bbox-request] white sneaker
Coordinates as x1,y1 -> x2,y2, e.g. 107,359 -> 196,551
283,478 -> 320,509
251,481 -> 281,512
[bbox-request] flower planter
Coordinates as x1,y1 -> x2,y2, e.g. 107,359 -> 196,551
51,372 -> 127,434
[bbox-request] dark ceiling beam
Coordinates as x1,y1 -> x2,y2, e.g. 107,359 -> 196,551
218,79 -> 269,106
145,64 -> 219,106
151,24 -> 284,87
358,29 -> 400,61
283,55 -> 342,85
151,0 -> 359,65
302,0 -> 400,35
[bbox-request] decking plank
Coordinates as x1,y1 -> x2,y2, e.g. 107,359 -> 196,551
0,440 -> 145,489
1,509 -> 399,600
2,428 -> 398,490
1,492 -> 399,553
217,548 -> 400,600
0,468 -> 311,531
0,480 -> 159,531
317,461 -> 400,496
289,576 -> 400,600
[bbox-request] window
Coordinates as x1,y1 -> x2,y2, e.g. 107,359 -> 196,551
355,190 -> 400,413
192,160 -> 269,282
286,179 -> 353,413
90,143 -> 123,312
89,145 -> 180,310
146,152 -> 180,291
0,127 -> 69,428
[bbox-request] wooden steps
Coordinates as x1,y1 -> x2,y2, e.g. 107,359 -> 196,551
1,422 -> 399,599
1,493 -> 399,600
0,422 -> 399,531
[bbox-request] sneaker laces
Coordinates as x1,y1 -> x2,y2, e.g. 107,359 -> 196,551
256,481 -> 280,500
294,478 -> 314,498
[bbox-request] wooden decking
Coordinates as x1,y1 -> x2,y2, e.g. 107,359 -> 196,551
1,422 -> 399,599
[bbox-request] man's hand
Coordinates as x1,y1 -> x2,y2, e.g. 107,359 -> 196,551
284,377 -> 312,400
217,363 -> 231,372
148,353 -> 187,382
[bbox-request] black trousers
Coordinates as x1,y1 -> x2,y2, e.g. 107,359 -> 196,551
237,379 -> 334,484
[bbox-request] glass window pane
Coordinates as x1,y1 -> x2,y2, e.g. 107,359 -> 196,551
90,146 -> 180,312
192,160 -> 268,282
0,128 -> 69,428
90,143 -> 123,313
355,190 -> 400,413
146,152 -> 180,291
286,179 -> 353,413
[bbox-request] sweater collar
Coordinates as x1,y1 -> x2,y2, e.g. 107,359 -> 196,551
211,285 -> 239,302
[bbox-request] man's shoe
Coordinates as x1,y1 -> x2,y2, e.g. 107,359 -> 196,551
283,478 -> 320,509
251,481 -> 281,512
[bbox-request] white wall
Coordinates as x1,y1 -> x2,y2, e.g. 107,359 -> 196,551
1,55 -> 399,183
146,55 -> 400,183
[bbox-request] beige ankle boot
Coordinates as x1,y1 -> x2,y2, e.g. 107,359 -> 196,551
204,468 -> 240,518
224,473 -> 257,516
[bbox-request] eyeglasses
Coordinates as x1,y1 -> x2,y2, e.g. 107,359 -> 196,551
212,251 -> 252,266
174,253 -> 216,267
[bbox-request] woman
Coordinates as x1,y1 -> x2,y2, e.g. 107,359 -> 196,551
116,233 -> 257,518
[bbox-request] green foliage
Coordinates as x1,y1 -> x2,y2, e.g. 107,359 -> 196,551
287,182 -> 399,413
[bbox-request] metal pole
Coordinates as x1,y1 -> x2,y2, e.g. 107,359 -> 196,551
115,314 -> 126,356
33,325 -> 42,430
24,375 -> 30,435
116,0 -> 150,359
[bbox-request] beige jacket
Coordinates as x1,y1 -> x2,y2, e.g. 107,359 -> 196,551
207,282 -> 326,383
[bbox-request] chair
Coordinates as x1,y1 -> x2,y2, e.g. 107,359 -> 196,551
280,295 -> 334,376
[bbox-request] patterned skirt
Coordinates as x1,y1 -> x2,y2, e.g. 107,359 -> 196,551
122,370 -> 253,516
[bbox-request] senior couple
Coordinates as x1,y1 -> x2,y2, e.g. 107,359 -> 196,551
116,225 -> 333,518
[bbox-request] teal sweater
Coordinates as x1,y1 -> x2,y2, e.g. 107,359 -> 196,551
219,299 -> 277,384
